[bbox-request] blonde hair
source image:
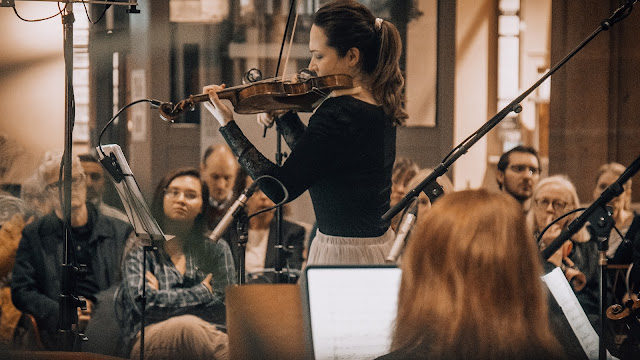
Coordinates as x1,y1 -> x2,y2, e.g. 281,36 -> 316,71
37,151 -> 85,190
526,175 -> 589,243
595,162 -> 631,211
392,190 -> 560,358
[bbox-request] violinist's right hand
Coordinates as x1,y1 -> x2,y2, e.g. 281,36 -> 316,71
257,110 -> 288,129
203,84 -> 234,126
257,112 -> 275,129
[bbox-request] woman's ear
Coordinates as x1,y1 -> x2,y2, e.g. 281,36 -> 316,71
346,47 -> 361,68
561,240 -> 573,258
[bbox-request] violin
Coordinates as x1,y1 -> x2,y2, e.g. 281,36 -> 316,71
607,298 -> 640,321
159,74 -> 353,122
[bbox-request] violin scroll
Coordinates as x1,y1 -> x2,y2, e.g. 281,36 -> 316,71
606,297 -> 640,321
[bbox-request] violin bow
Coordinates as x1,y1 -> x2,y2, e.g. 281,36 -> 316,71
264,0 -> 300,137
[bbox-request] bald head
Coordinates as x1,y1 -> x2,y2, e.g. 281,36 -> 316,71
200,144 -> 239,203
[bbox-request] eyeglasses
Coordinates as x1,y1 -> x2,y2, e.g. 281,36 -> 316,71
46,175 -> 85,192
164,188 -> 200,201
534,198 -> 568,212
85,172 -> 103,182
508,164 -> 540,176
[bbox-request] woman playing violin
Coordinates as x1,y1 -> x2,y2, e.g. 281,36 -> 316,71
203,0 -> 407,265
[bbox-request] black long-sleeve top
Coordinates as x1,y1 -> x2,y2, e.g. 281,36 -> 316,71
220,96 -> 396,237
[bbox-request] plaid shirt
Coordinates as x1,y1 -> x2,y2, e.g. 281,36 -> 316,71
115,237 -> 236,345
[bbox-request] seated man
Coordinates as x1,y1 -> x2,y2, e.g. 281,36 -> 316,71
223,175 -> 306,283
116,168 -> 235,359
11,152 -> 132,350
78,153 -> 128,223
496,145 -> 541,212
200,144 -> 247,230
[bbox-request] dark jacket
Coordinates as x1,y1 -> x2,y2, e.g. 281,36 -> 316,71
224,218 -> 306,282
11,203 -> 132,348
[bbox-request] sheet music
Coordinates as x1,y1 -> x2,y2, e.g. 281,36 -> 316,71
541,268 -> 618,360
97,144 -> 166,243
306,267 -> 401,360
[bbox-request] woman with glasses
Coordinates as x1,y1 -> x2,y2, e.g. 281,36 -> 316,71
527,175 -> 600,316
116,168 -> 235,359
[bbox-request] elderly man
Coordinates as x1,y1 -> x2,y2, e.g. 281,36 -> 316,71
200,144 -> 245,229
11,152 -> 132,350
496,145 -> 541,211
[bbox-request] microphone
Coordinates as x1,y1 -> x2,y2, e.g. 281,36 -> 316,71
386,198 -> 419,263
208,181 -> 260,243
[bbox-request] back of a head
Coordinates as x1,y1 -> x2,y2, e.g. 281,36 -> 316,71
313,0 -> 407,124
393,189 -> 558,358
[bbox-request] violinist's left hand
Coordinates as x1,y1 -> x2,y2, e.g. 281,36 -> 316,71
203,84 -> 234,126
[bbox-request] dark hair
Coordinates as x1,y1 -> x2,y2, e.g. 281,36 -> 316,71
78,153 -> 100,163
314,0 -> 407,125
150,168 -> 210,255
497,145 -> 540,172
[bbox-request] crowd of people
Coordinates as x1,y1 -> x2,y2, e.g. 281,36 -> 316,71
0,0 -> 638,359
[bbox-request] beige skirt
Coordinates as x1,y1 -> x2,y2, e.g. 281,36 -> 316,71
306,228 -> 395,265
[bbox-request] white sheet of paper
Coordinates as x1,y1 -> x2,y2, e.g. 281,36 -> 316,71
541,267 -> 619,360
306,267 -> 401,360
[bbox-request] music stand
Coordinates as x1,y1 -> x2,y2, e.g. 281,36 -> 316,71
97,144 -> 166,360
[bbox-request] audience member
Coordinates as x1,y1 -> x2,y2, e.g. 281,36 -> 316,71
11,152 -> 132,350
380,190 -> 564,359
200,144 -> 247,230
224,175 -> 306,283
0,169 -> 50,346
592,162 -> 639,264
496,145 -> 541,211
20,173 -> 51,218
78,154 -> 128,223
390,157 -> 419,230
116,167 -> 235,360
528,175 -> 600,317
0,194 -> 25,345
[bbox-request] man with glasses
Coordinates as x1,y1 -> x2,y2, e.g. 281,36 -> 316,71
496,145 -> 541,211
11,152 -> 132,350
78,154 -> 128,223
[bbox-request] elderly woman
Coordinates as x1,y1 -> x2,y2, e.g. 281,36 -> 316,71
380,190 -> 564,359
527,175 -> 600,316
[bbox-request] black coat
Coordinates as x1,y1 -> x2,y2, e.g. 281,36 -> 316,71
223,218 -> 305,283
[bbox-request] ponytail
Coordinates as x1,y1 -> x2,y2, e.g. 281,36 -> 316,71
372,20 -> 408,126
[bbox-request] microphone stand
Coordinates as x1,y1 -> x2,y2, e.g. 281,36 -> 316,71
382,0 -> 638,224
2,0 -> 141,351
235,209 -> 249,285
270,0 -> 298,285
586,205 -> 615,360
58,2 -> 79,351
